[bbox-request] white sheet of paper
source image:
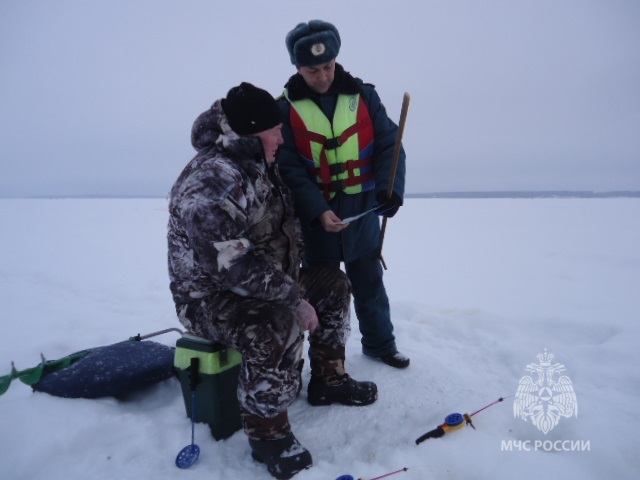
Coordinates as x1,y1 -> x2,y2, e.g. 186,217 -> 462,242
335,207 -> 376,225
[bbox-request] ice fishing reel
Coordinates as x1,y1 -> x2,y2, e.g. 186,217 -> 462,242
415,412 -> 474,444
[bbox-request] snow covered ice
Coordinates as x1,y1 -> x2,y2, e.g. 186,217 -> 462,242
0,197 -> 639,479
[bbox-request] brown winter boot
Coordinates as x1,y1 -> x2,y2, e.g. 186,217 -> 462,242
241,410 -> 312,479
307,345 -> 378,406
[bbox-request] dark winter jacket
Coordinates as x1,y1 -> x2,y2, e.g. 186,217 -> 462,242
277,63 -> 406,264
167,100 -> 303,331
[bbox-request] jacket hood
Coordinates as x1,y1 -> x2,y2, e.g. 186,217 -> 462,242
191,99 -> 240,150
191,100 -> 264,163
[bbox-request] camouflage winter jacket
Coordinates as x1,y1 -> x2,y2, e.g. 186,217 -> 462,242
167,100 -> 304,329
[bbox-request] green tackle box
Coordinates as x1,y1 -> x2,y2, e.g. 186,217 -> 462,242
174,334 -> 242,440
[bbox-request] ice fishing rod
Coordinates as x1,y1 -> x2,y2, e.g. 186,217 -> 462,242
336,467 -> 408,480
415,396 -> 511,445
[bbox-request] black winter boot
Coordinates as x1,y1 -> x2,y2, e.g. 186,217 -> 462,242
242,410 -> 312,479
365,351 -> 411,369
307,344 -> 378,406
249,433 -> 313,479
307,374 -> 378,406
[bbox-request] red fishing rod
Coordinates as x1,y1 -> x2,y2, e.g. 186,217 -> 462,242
336,467 -> 408,480
415,396 -> 510,445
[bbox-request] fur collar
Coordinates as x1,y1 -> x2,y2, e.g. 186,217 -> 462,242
284,63 -> 362,101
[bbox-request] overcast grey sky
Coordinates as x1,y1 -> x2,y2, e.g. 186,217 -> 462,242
1,0 -> 639,197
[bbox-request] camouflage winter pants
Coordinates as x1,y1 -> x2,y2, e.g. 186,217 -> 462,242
184,266 -> 351,418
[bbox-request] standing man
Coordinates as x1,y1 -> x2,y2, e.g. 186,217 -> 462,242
168,82 -> 377,479
277,20 -> 409,369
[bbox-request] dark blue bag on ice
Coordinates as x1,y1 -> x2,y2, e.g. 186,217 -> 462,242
31,340 -> 175,398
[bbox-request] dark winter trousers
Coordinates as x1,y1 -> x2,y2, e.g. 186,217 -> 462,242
345,249 -> 397,357
187,266 -> 351,423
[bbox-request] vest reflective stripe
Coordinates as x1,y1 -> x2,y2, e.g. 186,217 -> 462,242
285,91 -> 375,200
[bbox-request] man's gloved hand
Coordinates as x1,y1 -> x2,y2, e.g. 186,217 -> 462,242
373,191 -> 403,218
294,299 -> 318,332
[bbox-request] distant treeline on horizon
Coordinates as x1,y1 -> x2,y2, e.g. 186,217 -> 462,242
4,191 -> 640,200
406,191 -> 640,199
